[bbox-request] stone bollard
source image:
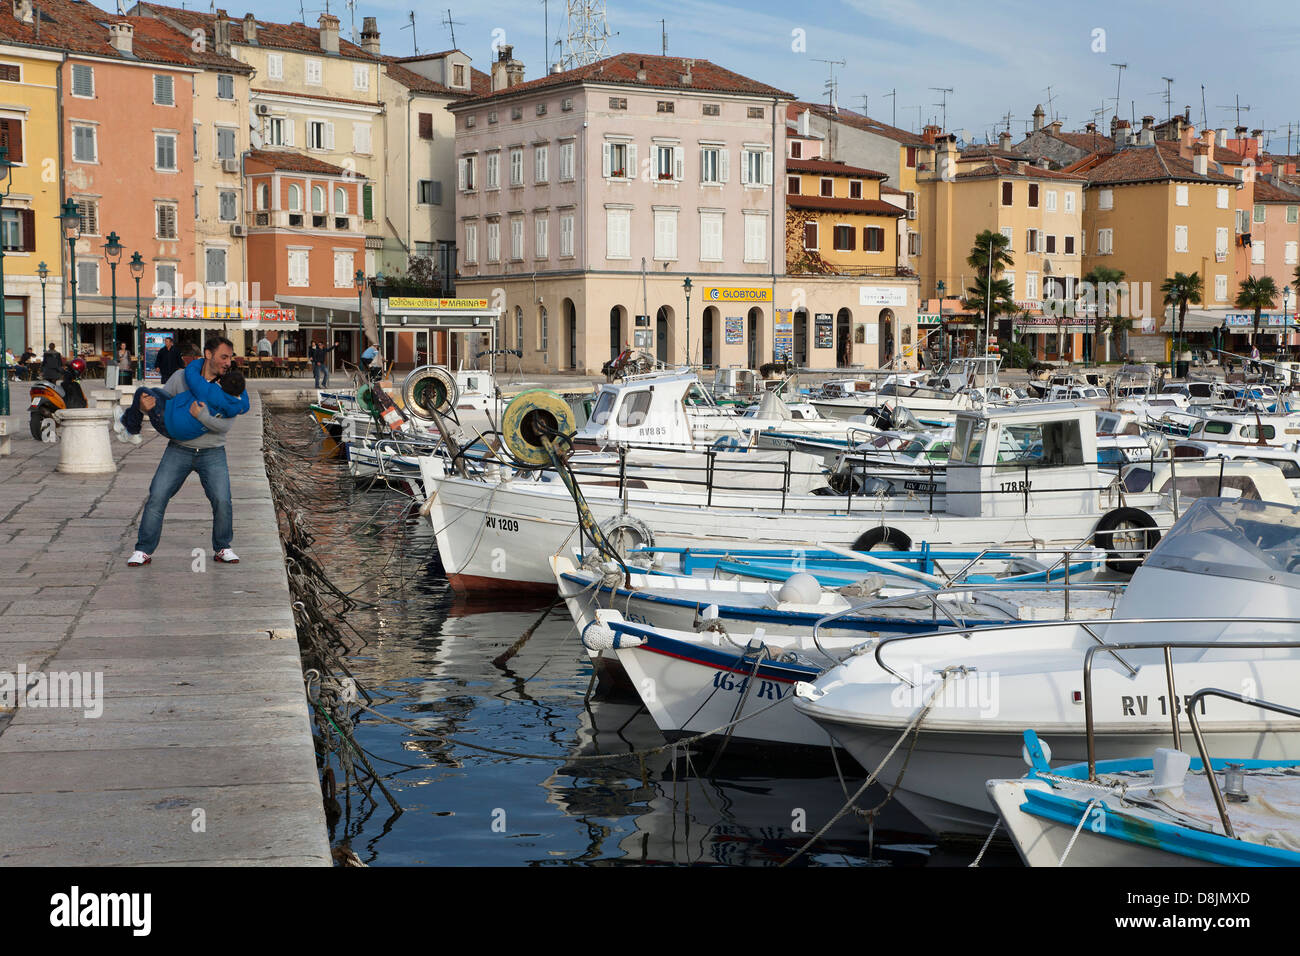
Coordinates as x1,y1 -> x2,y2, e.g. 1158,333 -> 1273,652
89,389 -> 122,410
53,407 -> 117,474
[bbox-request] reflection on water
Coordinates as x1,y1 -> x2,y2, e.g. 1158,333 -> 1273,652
280,412 -> 1015,867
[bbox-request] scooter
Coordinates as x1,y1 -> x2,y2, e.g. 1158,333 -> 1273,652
29,359 -> 88,442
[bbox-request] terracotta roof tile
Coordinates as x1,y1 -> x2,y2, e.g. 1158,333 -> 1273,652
880,184 -> 905,196
786,194 -> 903,216
246,149 -> 353,176
454,52 -> 792,105
1043,130 -> 1116,155
1254,178 -> 1300,203
1081,143 -> 1237,186
796,101 -> 927,146
961,144 -> 1022,161
251,87 -> 377,107
383,60 -> 458,96
954,156 -> 1086,182
787,157 -> 887,179
135,2 -> 379,60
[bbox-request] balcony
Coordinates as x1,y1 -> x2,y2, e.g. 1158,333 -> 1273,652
785,263 -> 917,278
246,211 -> 360,232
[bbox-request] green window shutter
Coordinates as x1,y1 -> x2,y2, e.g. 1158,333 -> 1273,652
363,184 -> 373,221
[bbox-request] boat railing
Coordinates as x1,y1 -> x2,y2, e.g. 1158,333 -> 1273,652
371,435 -> 445,477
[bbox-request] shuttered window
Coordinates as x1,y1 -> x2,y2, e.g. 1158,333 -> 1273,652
418,113 -> 433,139
362,184 -> 374,220
153,75 -> 174,106
205,247 -> 227,284
71,64 -> 94,97
803,221 -> 818,250
0,117 -> 23,163
155,203 -> 177,239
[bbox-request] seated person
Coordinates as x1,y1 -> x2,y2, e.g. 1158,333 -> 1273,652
115,360 -> 248,444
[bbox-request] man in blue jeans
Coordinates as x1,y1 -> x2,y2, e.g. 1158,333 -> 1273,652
127,336 -> 244,567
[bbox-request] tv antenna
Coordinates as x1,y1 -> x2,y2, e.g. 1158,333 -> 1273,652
1158,77 -> 1174,125
883,88 -> 896,127
559,0 -> 614,69
930,87 -> 953,131
659,18 -> 666,55
1109,62 -> 1127,126
811,57 -> 846,111
345,0 -> 357,42
1216,94 -> 1252,128
858,94 -> 869,117
1043,84 -> 1058,122
440,8 -> 462,49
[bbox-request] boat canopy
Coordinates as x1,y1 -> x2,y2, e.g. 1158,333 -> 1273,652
1145,497 -> 1300,588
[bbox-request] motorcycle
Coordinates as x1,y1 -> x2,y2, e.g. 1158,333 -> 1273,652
29,358 -> 88,442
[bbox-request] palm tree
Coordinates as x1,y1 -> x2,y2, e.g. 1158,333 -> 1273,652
1160,271 -> 1203,365
962,231 -> 1016,349
1235,275 -> 1279,345
1084,266 -> 1126,362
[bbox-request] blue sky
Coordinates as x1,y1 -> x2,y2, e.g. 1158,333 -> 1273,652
251,0 -> 1300,151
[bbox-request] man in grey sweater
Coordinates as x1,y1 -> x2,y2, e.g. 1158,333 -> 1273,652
127,336 -> 244,567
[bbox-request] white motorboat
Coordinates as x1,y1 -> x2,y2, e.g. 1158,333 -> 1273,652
792,496 -> 1300,838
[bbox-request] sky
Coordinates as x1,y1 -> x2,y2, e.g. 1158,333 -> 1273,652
249,0 -> 1300,153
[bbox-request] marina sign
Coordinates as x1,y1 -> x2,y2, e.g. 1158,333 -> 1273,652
387,297 -> 490,310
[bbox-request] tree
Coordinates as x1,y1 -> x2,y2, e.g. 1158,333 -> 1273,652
785,208 -> 834,274
961,230 -> 1016,348
1083,266 -> 1126,362
1235,275 -> 1279,345
1160,271 -> 1203,362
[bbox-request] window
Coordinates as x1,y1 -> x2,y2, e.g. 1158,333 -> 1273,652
193,186 -> 200,220
536,103 -> 547,116
906,146 -> 917,168
0,117 -> 24,163
908,231 -> 921,256
1215,226 -> 1229,257
311,185 -> 325,214
603,141 -> 633,179
155,133 -> 177,171
514,306 -> 523,347
540,306 -> 548,350
790,140 -> 802,159
787,175 -> 800,194
1254,204 -> 1266,223
155,203 -> 177,239
1287,241 -> 1299,265
353,64 -> 369,91
256,183 -> 269,209
305,59 -> 322,85
218,190 -> 237,221
509,147 -> 523,186
453,64 -> 466,87
71,63 -> 94,97
267,54 -> 283,80
463,222 -> 478,263
152,74 -> 175,106
1045,234 -> 1056,254
535,217 -> 548,258
1026,228 -> 1040,252
1252,240 -> 1265,265
334,187 -> 348,215
510,107 -> 522,121
1028,183 -> 1039,207
701,212 -> 724,260
417,180 -> 441,204
1026,272 -> 1038,300
560,214 -> 574,257
1005,271 -> 1015,296
363,183 -> 373,221
745,214 -> 766,263
653,209 -> 677,260
205,247 -> 227,284
352,123 -> 371,155
77,260 -> 98,294
802,220 -> 817,251
609,97 -> 627,110
418,113 -> 433,139
1215,274 -> 1228,302
747,107 -> 764,119
216,73 -> 234,100
486,152 -> 499,189
1045,189 -> 1057,212
72,124 -> 97,163
1174,224 -> 1188,252
833,224 -> 855,251
700,146 -> 726,184
488,111 -> 498,124
1235,168 -> 1244,181
617,391 -> 653,427
0,208 -> 32,251
1064,191 -> 1076,213
905,191 -> 917,218
559,141 -> 575,180
1000,225 -> 1013,250
1217,187 -> 1230,210
288,249 -> 309,286
534,144 -> 548,183
1236,208 -> 1249,234
333,251 -> 354,288
741,148 -> 770,186
1176,184 -> 1189,207
863,225 -> 884,252
216,127 -> 236,160
154,263 -> 176,298
1098,188 -> 1113,210
1001,181 -> 1013,205
1098,228 -> 1113,254
656,144 -> 674,181
510,217 -> 524,260
1289,206 -> 1299,224
287,184 -> 302,211
459,155 -> 476,191
703,103 -> 720,116
267,117 -> 287,146
606,208 -> 630,259
1064,235 -> 1075,255
657,101 -> 674,113
486,221 -> 500,261
307,121 -> 332,150
849,180 -> 862,200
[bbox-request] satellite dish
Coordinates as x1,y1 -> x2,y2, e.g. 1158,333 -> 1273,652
250,129 -> 264,149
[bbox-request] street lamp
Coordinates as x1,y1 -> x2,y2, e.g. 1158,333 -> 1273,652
57,198 -> 82,362
373,272 -> 386,362
1283,285 -> 1293,358
129,252 -> 145,380
0,145 -> 13,416
36,260 -> 49,358
937,279 -> 948,363
682,276 -> 692,366
354,268 -> 366,368
102,230 -> 123,368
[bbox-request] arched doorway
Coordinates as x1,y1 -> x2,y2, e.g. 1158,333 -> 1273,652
836,308 -> 853,367
564,298 -> 577,369
655,305 -> 674,365
702,306 -> 720,368
747,307 -> 764,368
878,308 -> 896,366
794,308 -> 810,366
609,305 -> 626,361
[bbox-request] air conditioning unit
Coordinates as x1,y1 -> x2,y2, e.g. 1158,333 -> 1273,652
255,103 -> 271,116
907,209 -> 916,220
230,224 -> 247,237
222,158 -> 240,173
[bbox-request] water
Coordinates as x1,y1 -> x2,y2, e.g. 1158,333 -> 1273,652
270,410 -> 1014,867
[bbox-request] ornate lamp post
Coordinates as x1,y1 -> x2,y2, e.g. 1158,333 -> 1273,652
102,231 -> 123,366
1283,285 -> 1293,358
36,260 -> 49,357
0,145 -> 13,416
374,272 -> 386,360
682,275 -> 692,366
129,251 -> 145,380
56,198 -> 82,360
354,267 -> 366,366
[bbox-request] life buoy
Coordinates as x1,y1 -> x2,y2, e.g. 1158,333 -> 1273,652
852,526 -> 912,552
1093,507 -> 1160,573
598,515 -> 655,558
500,389 -> 576,466
402,365 -> 458,419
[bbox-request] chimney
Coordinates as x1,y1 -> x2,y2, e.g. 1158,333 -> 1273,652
1035,157 -> 1049,169
922,123 -> 940,144
636,58 -> 646,83
1252,128 -> 1265,150
214,9 -> 231,56
1217,128 -> 1229,146
1113,119 -> 1131,147
1085,122 -> 1096,134
1014,160 -> 1027,175
12,0 -> 33,25
798,109 -> 810,137
1032,103 -> 1045,131
1201,128 -> 1216,150
937,134 -> 958,182
1193,143 -> 1208,176
361,16 -> 380,56
1141,115 -> 1154,130
242,13 -> 258,44
491,45 -> 524,91
679,58 -> 694,86
108,20 -> 133,55
1046,120 -> 1062,135
318,13 -> 340,54
998,130 -> 1012,151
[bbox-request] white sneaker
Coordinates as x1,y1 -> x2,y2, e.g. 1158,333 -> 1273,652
127,550 -> 151,567
112,410 -> 128,441
214,548 -> 240,564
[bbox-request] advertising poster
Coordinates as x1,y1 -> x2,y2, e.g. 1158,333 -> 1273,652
144,331 -> 169,381
724,316 -> 743,345
774,309 -> 793,361
815,312 -> 833,348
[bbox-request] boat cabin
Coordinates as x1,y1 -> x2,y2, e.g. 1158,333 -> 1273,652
576,371 -> 744,448
1187,413 -> 1300,445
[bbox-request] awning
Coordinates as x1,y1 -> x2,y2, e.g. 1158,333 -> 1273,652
144,317 -> 234,332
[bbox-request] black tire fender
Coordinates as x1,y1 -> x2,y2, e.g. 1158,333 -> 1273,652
1094,507 -> 1160,573
852,526 -> 912,552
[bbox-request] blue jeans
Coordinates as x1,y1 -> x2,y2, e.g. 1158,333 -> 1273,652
123,387 -> 170,437
313,362 -> 328,388
134,442 -> 233,555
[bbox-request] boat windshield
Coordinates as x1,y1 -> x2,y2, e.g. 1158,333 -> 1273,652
1146,498 -> 1300,586
590,390 -> 616,425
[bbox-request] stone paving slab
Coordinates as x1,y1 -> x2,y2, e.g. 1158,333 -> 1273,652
0,389 -> 330,866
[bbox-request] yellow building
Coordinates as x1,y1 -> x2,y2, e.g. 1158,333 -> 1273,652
1074,138 -> 1237,360
785,158 -> 903,274
0,42 -> 63,354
